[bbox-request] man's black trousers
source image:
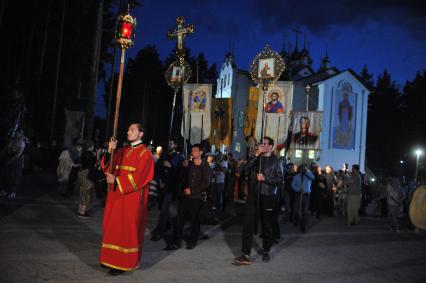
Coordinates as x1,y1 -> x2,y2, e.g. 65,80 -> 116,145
241,194 -> 277,255
174,198 -> 203,245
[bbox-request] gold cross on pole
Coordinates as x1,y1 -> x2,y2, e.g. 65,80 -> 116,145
168,16 -> 195,53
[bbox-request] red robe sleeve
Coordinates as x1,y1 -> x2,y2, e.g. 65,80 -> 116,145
115,148 -> 154,195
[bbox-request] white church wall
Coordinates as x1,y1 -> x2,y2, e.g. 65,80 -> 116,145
216,62 -> 233,98
318,71 -> 369,172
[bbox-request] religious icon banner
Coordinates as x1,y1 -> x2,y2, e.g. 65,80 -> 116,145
331,81 -> 357,149
290,111 -> 322,150
209,98 -> 232,149
181,84 -> 212,144
64,108 -> 85,147
244,86 -> 259,137
171,66 -> 184,82
258,58 -> 275,79
255,82 -> 293,144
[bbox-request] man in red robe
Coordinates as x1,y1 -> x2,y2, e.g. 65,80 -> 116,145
100,123 -> 154,276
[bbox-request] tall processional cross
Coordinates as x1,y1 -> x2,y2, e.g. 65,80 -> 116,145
168,16 -> 195,52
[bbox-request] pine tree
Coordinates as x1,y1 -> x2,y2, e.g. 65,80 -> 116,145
399,71 -> 426,179
366,69 -> 401,175
360,64 -> 374,89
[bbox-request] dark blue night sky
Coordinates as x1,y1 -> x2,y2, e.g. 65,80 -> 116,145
96,0 -> 426,117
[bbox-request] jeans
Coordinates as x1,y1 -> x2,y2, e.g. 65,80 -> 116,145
293,192 -> 310,231
211,182 -> 224,210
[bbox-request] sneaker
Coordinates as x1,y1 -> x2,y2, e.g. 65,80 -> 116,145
164,243 -> 181,251
234,254 -> 251,265
186,242 -> 197,250
262,252 -> 270,262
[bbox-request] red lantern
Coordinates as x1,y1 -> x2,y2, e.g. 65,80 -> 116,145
115,11 -> 136,48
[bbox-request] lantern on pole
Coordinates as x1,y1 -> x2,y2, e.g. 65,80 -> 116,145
108,8 -> 136,179
115,12 -> 136,48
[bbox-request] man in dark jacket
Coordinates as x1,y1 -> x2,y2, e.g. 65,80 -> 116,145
234,137 -> 283,265
167,144 -> 211,250
151,139 -> 183,241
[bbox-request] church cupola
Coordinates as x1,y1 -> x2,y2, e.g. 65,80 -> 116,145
224,52 -> 236,68
300,33 -> 313,66
319,45 -> 331,72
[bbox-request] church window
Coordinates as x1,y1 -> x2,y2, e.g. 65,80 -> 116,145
295,150 -> 302,158
308,150 -> 315,159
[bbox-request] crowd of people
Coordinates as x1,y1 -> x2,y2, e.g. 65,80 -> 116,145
1,125 -> 424,274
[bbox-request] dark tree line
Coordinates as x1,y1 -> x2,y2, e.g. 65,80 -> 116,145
106,45 -> 218,147
362,65 -> 426,180
0,0 -> 217,151
0,0 -> 135,148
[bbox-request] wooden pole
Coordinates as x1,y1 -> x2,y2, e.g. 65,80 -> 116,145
200,114 -> 203,144
105,0 -> 122,140
109,48 -> 126,178
181,81 -> 188,159
167,89 -> 178,146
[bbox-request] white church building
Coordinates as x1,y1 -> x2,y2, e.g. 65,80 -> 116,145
215,40 -> 371,172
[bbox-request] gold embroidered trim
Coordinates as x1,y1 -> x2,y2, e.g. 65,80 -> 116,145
116,177 -> 124,194
128,174 -> 137,191
100,261 -> 139,271
115,165 -> 136,172
139,147 -> 150,158
126,148 -> 134,158
102,243 -> 140,253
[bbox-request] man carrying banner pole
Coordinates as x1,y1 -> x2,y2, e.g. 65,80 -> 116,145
234,45 -> 285,265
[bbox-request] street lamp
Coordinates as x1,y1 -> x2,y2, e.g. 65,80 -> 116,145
414,149 -> 423,183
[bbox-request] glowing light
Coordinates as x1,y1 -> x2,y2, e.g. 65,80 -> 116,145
122,22 -> 132,38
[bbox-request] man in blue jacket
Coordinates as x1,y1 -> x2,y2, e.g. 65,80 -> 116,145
292,164 -> 315,233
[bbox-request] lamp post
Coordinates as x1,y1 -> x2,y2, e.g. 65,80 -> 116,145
108,8 -> 136,178
414,149 -> 423,184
